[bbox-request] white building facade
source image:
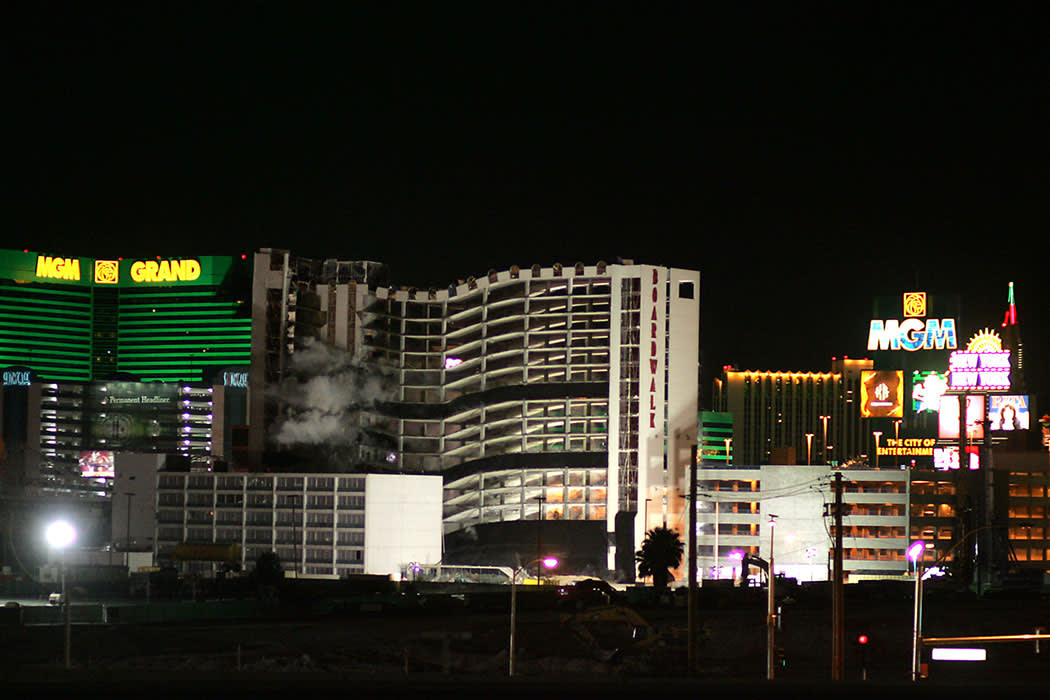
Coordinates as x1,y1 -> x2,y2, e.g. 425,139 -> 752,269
155,471 -> 442,578
248,254 -> 701,579
695,465 -> 911,582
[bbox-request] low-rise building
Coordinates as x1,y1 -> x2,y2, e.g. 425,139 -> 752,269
154,471 -> 442,579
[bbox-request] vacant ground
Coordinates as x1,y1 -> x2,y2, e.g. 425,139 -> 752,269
3,584 -> 1050,686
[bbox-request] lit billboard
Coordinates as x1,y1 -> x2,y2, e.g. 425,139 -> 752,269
934,446 -> 980,471
948,329 -> 1011,391
867,292 -> 958,352
912,370 -> 948,413
79,450 -> 114,479
860,370 -> 904,418
937,394 -> 985,441
87,382 -> 182,450
988,395 -> 1030,432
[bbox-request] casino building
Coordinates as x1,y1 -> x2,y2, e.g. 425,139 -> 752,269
251,252 -> 701,577
0,249 -> 252,499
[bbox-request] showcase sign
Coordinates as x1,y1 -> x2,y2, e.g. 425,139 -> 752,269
867,292 -> 958,352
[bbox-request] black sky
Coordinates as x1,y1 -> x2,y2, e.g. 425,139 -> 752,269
4,3 -> 1048,410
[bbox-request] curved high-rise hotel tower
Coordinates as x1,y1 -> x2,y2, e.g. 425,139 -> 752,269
250,252 -> 700,577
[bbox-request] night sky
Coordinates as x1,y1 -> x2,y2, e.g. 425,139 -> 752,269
5,4 -> 1048,411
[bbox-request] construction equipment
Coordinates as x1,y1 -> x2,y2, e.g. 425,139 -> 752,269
561,604 -> 693,664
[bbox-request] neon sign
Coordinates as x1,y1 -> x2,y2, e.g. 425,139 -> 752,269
35,255 -> 81,281
223,371 -> 248,388
877,437 -> 936,457
2,369 -> 31,386
129,259 -> 201,283
867,318 -> 957,351
867,291 -> 957,352
860,370 -> 903,418
948,329 -> 1010,391
647,268 -> 661,429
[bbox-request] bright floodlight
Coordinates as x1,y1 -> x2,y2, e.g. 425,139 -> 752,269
46,520 -> 76,549
727,549 -> 745,562
541,557 -> 559,569
906,540 -> 926,563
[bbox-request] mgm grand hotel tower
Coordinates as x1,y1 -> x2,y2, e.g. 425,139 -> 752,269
250,252 -> 700,578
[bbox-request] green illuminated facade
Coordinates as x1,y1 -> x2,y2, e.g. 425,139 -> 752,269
0,250 -> 251,382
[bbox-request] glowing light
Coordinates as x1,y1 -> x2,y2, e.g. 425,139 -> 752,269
965,328 -> 1003,353
906,540 -> 926,563
931,648 -> 986,662
444,357 -> 463,369
46,520 -> 76,549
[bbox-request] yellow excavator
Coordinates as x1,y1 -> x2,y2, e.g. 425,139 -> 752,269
561,603 -> 693,664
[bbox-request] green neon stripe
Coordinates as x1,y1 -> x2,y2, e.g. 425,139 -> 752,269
0,328 -> 92,341
0,348 -> 92,359
119,310 -> 247,318
0,304 -> 91,319
115,335 -> 251,343
120,325 -> 250,333
119,290 -> 231,298
118,356 -> 248,364
0,311 -> 91,326
120,302 -> 243,310
117,343 -> 251,351
0,285 -> 92,298
0,337 -> 94,351
0,299 -> 92,312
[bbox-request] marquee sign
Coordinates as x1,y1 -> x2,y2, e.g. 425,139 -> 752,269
36,255 -> 82,281
3,250 -> 233,287
948,329 -> 1011,391
867,291 -> 958,352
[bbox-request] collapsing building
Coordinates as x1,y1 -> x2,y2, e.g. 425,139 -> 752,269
250,252 -> 701,579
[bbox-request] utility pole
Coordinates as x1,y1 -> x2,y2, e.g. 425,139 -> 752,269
832,472 -> 845,680
766,513 -> 778,680
687,441 -> 698,675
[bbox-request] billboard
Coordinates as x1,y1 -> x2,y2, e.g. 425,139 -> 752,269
79,450 -> 114,479
860,370 -> 904,418
988,395 -> 1030,432
912,370 -> 949,414
938,394 -> 986,441
934,445 -> 980,471
87,382 -> 183,450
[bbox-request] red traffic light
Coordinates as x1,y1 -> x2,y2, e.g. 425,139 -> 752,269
857,634 -> 869,645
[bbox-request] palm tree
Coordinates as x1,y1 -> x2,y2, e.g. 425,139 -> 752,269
635,526 -> 684,589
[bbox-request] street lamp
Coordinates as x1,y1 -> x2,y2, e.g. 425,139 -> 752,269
907,540 -> 926,681
819,415 -> 830,465
872,431 -> 883,468
124,491 -> 136,569
805,433 -> 814,466
728,549 -> 745,586
46,519 -> 76,670
509,555 -> 558,676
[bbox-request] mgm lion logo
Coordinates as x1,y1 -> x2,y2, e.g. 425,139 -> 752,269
902,292 -> 926,318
